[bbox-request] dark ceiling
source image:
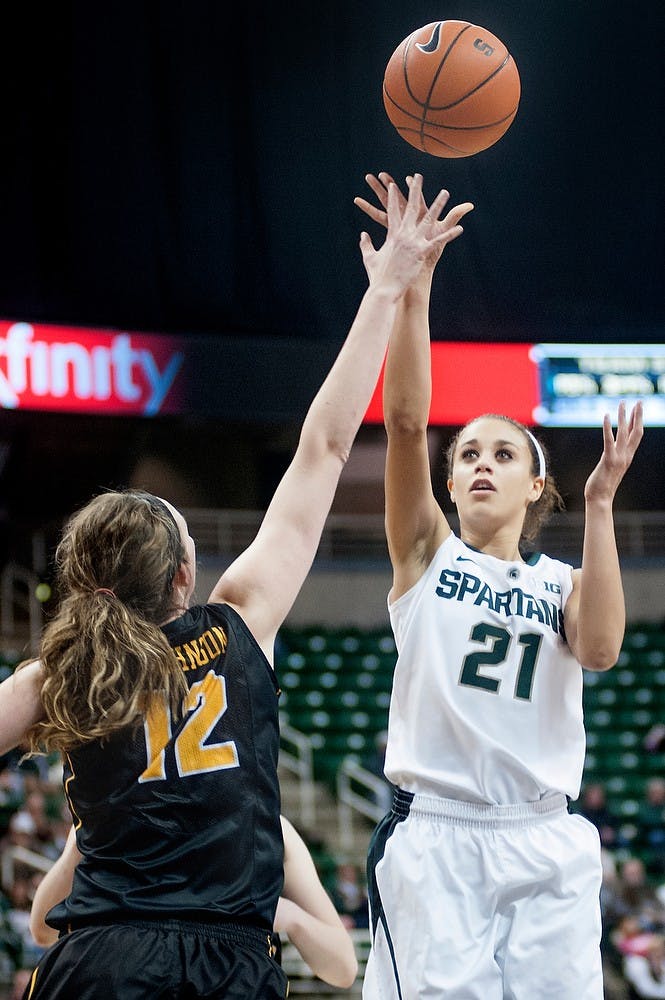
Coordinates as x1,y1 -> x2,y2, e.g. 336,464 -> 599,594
0,1 -> 663,532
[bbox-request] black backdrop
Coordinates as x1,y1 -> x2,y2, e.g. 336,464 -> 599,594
0,0 -> 663,532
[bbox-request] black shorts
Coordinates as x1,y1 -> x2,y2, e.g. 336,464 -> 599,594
22,920 -> 289,999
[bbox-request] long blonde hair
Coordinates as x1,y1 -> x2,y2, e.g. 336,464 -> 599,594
21,490 -> 188,754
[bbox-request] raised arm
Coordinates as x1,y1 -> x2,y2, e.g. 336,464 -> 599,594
355,173 -> 473,599
209,176 -> 462,658
564,401 -> 643,670
274,816 -> 358,988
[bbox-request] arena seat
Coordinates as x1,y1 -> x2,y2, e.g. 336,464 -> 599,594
277,621 -> 665,831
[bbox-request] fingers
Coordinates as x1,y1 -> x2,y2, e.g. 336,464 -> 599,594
602,401 -> 644,464
354,172 -> 399,228
358,230 -> 375,261
354,196 -> 387,227
356,171 -> 474,243
443,202 -> 475,228
628,400 -> 644,441
601,411 -> 615,452
386,179 -> 403,228
609,401 -> 644,442
424,185 -> 452,222
403,173 -> 424,223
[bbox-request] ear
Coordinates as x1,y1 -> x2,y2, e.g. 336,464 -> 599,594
528,477 -> 545,504
447,477 -> 456,504
174,560 -> 192,591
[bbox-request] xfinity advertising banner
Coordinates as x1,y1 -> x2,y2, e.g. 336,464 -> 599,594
1,319 -> 663,426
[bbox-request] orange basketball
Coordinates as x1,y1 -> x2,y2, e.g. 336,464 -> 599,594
383,20 -> 521,158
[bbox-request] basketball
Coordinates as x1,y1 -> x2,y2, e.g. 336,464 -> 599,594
383,20 -> 521,158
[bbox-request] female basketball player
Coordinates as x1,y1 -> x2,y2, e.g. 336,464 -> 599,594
0,174 -> 473,1000
29,816 -> 359,989
354,172 -> 643,999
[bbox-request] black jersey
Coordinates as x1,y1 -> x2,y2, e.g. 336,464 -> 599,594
47,603 -> 283,932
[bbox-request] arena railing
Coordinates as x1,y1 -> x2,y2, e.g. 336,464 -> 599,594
278,719 -> 316,829
183,509 -> 665,564
336,758 -> 386,854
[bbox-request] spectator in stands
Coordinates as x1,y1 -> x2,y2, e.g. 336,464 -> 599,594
0,893 -> 23,989
615,858 -> 665,933
19,793 -> 54,853
612,914 -> 658,959
579,781 -> 625,850
330,861 -> 369,929
9,968 -> 33,1000
0,769 -> 22,839
623,932 -> 665,998
645,725 -> 665,754
637,779 -> 665,874
4,812 -> 39,855
4,874 -> 43,971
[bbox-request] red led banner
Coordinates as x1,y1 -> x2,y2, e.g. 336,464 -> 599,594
364,342 -> 540,426
2,320 -> 662,425
0,321 -> 185,415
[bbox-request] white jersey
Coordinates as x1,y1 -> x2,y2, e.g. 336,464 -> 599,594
384,532 -> 585,804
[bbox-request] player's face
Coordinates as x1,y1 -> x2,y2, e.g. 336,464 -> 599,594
447,417 -> 542,530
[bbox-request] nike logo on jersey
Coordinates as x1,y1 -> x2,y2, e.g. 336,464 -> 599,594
456,555 -> 477,564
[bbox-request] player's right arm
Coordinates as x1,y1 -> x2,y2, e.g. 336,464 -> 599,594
0,659 -> 45,756
355,173 -> 473,599
274,816 -> 358,988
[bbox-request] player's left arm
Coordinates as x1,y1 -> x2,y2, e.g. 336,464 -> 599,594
564,402 -> 643,670
274,816 -> 358,988
208,176 -> 461,660
29,825 -> 81,947
0,659 -> 45,756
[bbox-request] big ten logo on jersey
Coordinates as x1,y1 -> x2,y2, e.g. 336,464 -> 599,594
173,626 -> 228,672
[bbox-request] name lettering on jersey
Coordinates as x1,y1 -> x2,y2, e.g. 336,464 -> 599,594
173,626 -> 228,672
435,569 -> 564,635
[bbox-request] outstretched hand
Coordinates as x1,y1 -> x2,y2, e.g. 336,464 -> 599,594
355,171 -> 473,277
584,401 -> 644,503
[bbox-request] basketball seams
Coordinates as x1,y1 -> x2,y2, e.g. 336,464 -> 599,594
388,127 -> 467,156
430,54 -> 514,113
426,107 -> 518,134
397,22 -> 472,112
423,23 -> 473,107
383,19 -> 520,157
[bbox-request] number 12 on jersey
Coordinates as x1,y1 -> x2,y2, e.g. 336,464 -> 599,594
140,670 -> 240,782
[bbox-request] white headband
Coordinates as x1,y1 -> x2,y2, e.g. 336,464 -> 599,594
525,429 -> 546,480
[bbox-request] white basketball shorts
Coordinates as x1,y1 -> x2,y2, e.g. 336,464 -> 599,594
363,789 -> 603,999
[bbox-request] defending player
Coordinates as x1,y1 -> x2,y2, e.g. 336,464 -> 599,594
0,174 -> 472,999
